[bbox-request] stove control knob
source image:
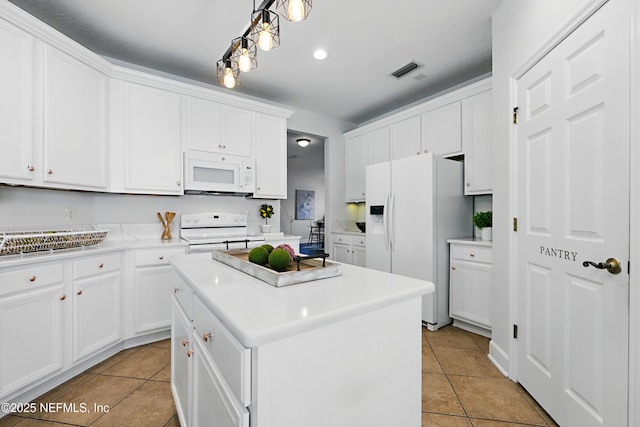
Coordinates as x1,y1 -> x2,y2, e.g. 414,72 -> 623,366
193,217 -> 200,224
233,216 -> 238,222
183,217 -> 191,224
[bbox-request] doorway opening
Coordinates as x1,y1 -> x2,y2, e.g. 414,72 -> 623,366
283,130 -> 326,255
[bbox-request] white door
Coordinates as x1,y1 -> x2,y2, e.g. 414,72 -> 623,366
515,2 -> 629,426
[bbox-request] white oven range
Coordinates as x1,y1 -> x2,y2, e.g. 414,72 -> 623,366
180,213 -> 264,256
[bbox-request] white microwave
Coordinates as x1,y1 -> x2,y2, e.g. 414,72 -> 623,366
184,150 -> 255,194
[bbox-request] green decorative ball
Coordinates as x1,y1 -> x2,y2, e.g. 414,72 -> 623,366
268,248 -> 291,272
260,244 -> 274,254
248,247 -> 269,266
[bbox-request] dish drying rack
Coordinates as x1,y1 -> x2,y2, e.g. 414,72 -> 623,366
0,226 -> 108,256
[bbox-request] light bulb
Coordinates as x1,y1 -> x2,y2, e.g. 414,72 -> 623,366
287,0 -> 305,21
223,68 -> 236,89
258,22 -> 273,51
238,48 -> 252,72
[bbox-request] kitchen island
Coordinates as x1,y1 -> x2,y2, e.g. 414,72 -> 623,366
169,254 -> 433,427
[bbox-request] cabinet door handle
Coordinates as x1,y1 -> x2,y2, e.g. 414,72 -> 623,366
47,169 -> 53,174
451,266 -> 456,270
177,181 -> 181,186
27,165 -> 34,172
60,295 -> 67,301
173,287 -> 181,293
182,339 -> 188,347
187,349 -> 193,358
467,183 -> 471,187
98,263 -> 104,268
29,276 -> 36,282
203,332 -> 213,342
159,256 -> 164,260
76,290 -> 83,295
469,253 -> 475,257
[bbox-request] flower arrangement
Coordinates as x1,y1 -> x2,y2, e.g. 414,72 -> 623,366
259,203 -> 274,224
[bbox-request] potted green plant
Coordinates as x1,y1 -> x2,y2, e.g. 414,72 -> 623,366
259,203 -> 275,233
473,211 -> 492,241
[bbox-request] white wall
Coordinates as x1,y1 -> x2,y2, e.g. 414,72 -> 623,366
0,185 -> 276,235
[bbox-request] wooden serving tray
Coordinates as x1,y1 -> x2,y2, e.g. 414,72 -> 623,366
211,249 -> 342,287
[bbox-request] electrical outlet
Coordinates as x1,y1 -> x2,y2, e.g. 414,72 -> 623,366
65,207 -> 76,222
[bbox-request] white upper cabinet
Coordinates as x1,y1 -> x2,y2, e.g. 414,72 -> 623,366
367,127 -> 390,165
220,105 -> 253,158
184,97 -> 253,158
345,134 -> 367,202
43,45 -> 109,190
422,101 -> 462,157
184,96 -> 222,152
254,113 -> 286,199
111,79 -> 183,195
0,18 -> 35,184
390,115 -> 422,160
462,90 -> 493,195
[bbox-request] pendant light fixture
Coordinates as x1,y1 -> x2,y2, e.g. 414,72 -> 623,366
216,58 -> 240,88
216,0 -> 312,89
251,8 -> 280,52
230,36 -> 257,73
276,0 -> 312,22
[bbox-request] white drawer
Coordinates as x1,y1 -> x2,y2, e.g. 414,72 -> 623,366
333,234 -> 351,245
0,263 -> 64,296
73,253 -> 121,280
450,245 -> 492,263
352,235 -> 366,247
193,295 -> 251,407
172,273 -> 193,319
134,247 -> 186,267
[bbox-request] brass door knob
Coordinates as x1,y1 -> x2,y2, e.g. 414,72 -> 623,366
582,258 -> 622,275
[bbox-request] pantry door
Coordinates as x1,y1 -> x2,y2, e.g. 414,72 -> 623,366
515,1 -> 630,426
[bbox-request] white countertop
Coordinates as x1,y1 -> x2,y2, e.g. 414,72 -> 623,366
447,237 -> 493,247
331,231 -> 366,236
0,238 -> 188,268
169,254 -> 433,347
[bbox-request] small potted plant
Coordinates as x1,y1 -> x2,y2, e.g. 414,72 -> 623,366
259,203 -> 275,233
473,211 -> 492,241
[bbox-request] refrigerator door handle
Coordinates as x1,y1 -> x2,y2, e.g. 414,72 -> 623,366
389,191 -> 396,252
383,191 -> 390,251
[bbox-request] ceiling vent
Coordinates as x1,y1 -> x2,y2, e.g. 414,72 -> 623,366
390,61 -> 422,79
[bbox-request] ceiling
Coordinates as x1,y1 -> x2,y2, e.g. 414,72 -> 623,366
8,0 -> 502,125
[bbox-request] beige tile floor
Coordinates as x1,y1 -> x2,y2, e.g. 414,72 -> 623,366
422,325 -> 558,426
0,326 -> 557,427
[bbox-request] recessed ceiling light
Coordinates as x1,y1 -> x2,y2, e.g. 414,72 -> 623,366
313,49 -> 328,60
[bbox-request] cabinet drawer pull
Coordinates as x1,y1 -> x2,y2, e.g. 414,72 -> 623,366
187,349 -> 193,358
27,165 -> 34,172
177,181 -> 181,186
98,263 -> 104,268
467,182 -> 471,187
173,287 -> 181,293
29,276 -> 36,282
203,332 -> 213,342
76,290 -> 83,295
469,253 -> 475,257
159,256 -> 164,260
182,339 -> 188,347
451,266 -> 456,270
60,295 -> 67,301
47,169 -> 53,174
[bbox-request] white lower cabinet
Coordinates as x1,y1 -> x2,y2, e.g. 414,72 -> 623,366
332,233 -> 366,267
131,247 -> 187,337
448,239 -> 492,336
171,295 -> 192,427
0,263 -> 65,398
71,254 -> 122,363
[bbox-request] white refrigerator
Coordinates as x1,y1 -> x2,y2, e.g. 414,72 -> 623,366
365,153 -> 472,330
